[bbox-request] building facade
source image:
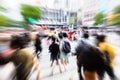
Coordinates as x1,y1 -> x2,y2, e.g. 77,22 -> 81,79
82,0 -> 100,26
38,7 -> 68,25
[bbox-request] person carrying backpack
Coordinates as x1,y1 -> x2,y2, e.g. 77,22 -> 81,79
59,33 -> 69,71
62,32 -> 71,64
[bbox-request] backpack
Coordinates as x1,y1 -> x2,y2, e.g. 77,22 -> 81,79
62,41 -> 71,54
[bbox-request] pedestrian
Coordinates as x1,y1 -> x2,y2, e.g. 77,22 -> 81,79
34,34 -> 42,58
21,32 -> 31,47
62,32 -> 71,65
76,40 -> 106,80
58,31 -> 63,40
69,31 -> 73,41
96,34 -> 117,80
73,32 -> 78,41
94,34 -> 100,46
0,34 -> 41,80
75,33 -> 88,56
76,32 -> 94,49
59,33 -> 68,71
49,36 -> 62,75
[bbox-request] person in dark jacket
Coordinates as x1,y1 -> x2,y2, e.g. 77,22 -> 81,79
35,34 -> 42,58
49,36 -> 62,75
76,40 -> 106,80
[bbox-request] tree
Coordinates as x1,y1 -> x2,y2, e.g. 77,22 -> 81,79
113,5 -> 120,14
94,13 -> 104,25
0,15 -> 13,27
111,14 -> 120,26
0,4 -> 42,29
112,5 -> 120,26
0,6 -> 17,28
0,15 -> 27,28
20,4 -> 42,24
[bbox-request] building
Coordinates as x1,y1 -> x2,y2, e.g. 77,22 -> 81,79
82,0 -> 100,26
37,0 -> 79,28
81,0 -> 120,26
37,7 -> 62,25
0,0 -> 79,29
38,7 -> 78,26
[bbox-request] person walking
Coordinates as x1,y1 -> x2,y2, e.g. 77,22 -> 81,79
0,34 -> 41,80
69,31 -> 73,41
62,32 -> 71,65
59,33 -> 68,71
76,39 -> 106,80
34,34 -> 42,58
81,32 -> 94,46
96,34 -> 117,80
49,37 -> 62,75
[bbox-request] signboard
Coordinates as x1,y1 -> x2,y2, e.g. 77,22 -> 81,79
70,17 -> 75,24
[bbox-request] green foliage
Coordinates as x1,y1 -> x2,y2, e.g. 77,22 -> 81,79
0,15 -> 12,26
70,17 -> 75,24
20,4 -> 42,23
112,14 -> 120,25
113,5 -> 120,14
94,13 -> 104,25
112,5 -> 120,26
0,15 -> 30,29
0,4 -> 42,30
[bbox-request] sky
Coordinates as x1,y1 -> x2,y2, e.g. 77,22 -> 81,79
99,0 -> 109,13
107,0 -> 120,13
99,0 -> 120,13
0,0 -> 119,20
0,0 -> 120,10
40,0 -> 55,8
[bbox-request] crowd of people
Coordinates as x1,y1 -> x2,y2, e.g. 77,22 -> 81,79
0,28 -> 118,80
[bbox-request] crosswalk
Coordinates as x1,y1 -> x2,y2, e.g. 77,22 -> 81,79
0,33 -> 120,80
39,35 -> 120,80
39,55 -> 79,80
39,39 -> 79,80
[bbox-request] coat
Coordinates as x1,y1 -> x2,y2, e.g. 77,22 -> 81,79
99,42 -> 115,67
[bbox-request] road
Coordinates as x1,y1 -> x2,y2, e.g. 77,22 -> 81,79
40,32 -> 120,80
0,32 -> 120,80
